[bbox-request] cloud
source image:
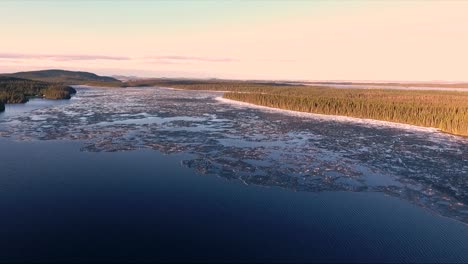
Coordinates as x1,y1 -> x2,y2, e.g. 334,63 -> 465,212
0,53 -> 237,65
0,53 -> 130,61
145,55 -> 237,63
0,59 -> 22,64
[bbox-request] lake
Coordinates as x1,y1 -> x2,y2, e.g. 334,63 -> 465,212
0,86 -> 467,262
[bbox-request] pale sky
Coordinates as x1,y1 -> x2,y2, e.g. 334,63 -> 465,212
1,0 -> 468,81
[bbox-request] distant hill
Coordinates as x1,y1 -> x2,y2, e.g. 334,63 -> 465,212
2,69 -> 122,86
124,78 -> 295,88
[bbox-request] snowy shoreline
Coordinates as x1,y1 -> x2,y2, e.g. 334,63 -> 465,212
75,85 -> 466,141
215,96 -> 450,136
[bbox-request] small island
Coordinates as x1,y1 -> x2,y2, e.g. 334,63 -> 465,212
0,70 -> 122,109
0,76 -> 76,103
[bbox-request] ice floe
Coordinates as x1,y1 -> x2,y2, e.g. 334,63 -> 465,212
1,86 -> 467,224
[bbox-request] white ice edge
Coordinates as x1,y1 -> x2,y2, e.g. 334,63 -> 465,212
72,85 -> 466,141
215,96 -> 453,135
160,86 -> 226,93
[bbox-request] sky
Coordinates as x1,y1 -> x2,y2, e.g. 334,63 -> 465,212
1,0 -> 468,81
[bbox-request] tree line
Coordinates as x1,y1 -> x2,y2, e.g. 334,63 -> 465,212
224,88 -> 468,137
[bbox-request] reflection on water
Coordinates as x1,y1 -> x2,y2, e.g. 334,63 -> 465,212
1,86 -> 468,224
0,98 -> 71,118
1,139 -> 467,262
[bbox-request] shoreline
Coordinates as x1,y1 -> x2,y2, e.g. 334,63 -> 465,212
73,85 -> 468,140
216,96 -> 468,140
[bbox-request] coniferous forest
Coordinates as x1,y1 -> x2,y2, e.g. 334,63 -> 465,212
224,89 -> 468,136
0,77 -> 76,105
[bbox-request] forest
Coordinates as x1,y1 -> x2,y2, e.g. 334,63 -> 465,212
140,80 -> 468,137
0,77 -> 77,104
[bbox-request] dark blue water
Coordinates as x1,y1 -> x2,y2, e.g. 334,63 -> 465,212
1,90 -> 468,262
1,139 -> 468,263
0,98 -> 70,118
